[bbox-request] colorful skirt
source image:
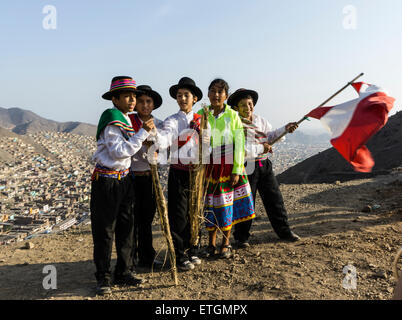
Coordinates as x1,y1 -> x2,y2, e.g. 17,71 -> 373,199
204,162 -> 255,231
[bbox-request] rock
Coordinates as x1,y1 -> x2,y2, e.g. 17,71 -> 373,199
335,181 -> 341,185
24,242 -> 34,249
362,205 -> 372,213
374,270 -> 387,279
387,287 -> 394,294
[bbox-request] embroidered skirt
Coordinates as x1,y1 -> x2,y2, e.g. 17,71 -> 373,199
204,161 -> 255,232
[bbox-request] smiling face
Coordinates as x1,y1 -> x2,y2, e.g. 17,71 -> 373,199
112,91 -> 136,114
176,88 -> 197,113
136,94 -> 154,118
236,97 -> 254,120
208,84 -> 228,109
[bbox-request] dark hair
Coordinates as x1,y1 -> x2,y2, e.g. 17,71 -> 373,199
208,78 -> 229,96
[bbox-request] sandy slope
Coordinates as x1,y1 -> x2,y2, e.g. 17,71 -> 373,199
0,172 -> 401,300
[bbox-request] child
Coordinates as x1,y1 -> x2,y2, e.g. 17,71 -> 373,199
91,76 -> 155,295
198,79 -> 255,259
156,77 -> 203,271
128,85 -> 164,269
227,88 -> 300,248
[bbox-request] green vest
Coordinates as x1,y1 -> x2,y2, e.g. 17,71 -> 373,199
96,108 -> 134,141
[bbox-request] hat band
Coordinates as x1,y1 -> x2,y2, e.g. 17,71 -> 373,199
110,79 -> 137,91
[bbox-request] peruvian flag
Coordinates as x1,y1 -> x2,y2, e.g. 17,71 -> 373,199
306,82 -> 395,172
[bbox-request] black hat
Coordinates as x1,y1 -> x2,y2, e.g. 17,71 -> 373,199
169,77 -> 203,101
227,88 -> 259,108
136,85 -> 163,109
102,76 -> 143,100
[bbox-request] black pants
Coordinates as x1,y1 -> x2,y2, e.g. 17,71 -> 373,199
132,174 -> 157,266
90,175 -> 135,280
234,159 -> 291,241
167,167 -> 192,263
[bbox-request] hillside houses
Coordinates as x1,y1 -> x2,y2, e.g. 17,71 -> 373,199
0,132 -> 96,245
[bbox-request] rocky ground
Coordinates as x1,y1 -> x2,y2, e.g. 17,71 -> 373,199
0,171 -> 401,300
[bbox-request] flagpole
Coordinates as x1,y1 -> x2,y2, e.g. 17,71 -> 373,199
269,72 -> 364,145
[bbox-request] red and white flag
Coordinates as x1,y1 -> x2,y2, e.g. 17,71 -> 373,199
306,82 -> 395,172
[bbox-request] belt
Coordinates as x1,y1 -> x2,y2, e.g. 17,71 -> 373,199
91,165 -> 130,181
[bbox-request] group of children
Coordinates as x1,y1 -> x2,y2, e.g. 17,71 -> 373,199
90,76 -> 301,295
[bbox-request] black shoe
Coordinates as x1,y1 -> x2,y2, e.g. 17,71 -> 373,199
95,277 -> 112,296
235,240 -> 250,249
279,231 -> 301,242
114,271 -> 145,286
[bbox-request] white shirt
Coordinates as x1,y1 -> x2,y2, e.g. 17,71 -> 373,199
156,110 -> 198,165
130,116 -> 164,172
244,114 -> 287,161
92,109 -> 150,171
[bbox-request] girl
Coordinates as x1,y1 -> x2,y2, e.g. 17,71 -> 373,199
198,79 -> 255,258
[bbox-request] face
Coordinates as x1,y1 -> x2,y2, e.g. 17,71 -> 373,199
236,97 -> 254,119
112,91 -> 136,114
136,94 -> 155,117
208,84 -> 227,108
176,88 -> 197,113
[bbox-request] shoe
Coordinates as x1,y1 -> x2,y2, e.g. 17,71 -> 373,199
177,260 -> 195,271
190,256 -> 202,265
280,231 -> 301,242
203,245 -> 217,258
219,245 -> 233,259
114,271 -> 145,286
95,277 -> 112,296
236,240 -> 250,249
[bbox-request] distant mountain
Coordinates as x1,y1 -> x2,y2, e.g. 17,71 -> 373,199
285,130 -> 331,145
277,111 -> 402,183
0,107 -> 96,136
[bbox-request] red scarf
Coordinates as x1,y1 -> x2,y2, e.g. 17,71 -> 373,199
128,113 -> 143,133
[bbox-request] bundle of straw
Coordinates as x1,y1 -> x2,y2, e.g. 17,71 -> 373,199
149,159 -> 178,285
189,106 -> 209,247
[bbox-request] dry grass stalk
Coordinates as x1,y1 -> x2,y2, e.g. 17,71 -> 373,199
149,163 -> 178,285
189,106 -> 209,247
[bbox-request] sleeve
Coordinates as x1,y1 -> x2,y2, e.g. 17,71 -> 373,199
232,112 -> 245,175
104,125 -> 149,159
260,117 -> 286,143
155,116 -> 178,149
267,126 -> 287,144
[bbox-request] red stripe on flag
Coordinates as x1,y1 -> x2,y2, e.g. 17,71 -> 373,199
305,106 -> 333,119
329,92 -> 395,172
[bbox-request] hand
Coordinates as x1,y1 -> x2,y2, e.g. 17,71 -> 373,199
285,122 -> 298,133
143,140 -> 154,148
230,174 -> 239,187
263,142 -> 273,154
142,118 -> 155,132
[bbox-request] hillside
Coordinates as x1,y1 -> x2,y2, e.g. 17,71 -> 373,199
0,107 -> 96,136
0,171 -> 400,300
277,111 -> 402,184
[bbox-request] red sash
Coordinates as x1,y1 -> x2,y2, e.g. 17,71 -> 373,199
128,113 -> 142,133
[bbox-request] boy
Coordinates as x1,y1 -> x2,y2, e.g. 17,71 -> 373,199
128,85 -> 164,269
91,76 -> 155,295
156,77 -> 204,271
227,88 -> 300,248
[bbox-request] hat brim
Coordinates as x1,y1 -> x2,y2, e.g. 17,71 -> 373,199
136,90 -> 163,110
228,90 -> 259,108
102,88 -> 144,101
169,84 -> 203,101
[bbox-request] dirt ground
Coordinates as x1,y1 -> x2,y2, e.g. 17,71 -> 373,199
0,172 -> 401,300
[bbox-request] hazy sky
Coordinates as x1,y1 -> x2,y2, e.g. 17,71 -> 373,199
0,0 -> 401,133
